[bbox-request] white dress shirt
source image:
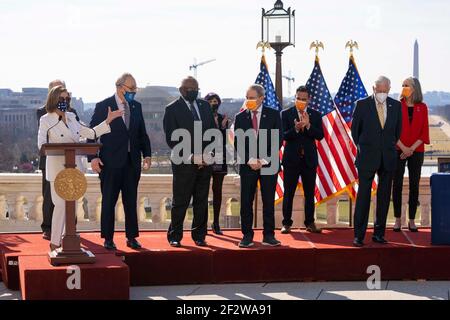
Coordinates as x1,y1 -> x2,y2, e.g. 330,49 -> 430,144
182,97 -> 202,121
115,93 -> 126,122
374,94 -> 387,126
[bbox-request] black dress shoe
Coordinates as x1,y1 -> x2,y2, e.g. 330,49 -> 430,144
42,231 -> 51,241
127,238 -> 142,250
238,238 -> 254,248
262,237 -> 281,247
169,240 -> 181,247
393,227 -> 401,232
104,240 -> 117,250
353,238 -> 364,247
211,223 -> 223,235
372,235 -> 388,244
194,240 -> 208,247
408,222 -> 419,232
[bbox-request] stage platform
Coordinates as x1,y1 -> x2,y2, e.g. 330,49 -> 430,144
1,228 -> 450,300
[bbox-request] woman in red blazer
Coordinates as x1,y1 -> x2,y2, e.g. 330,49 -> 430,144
393,77 -> 430,232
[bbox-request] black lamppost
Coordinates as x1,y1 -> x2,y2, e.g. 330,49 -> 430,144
262,0 -> 295,106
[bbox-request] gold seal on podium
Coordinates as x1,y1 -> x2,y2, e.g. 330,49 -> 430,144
54,168 -> 87,201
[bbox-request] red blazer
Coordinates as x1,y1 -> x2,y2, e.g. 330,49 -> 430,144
398,99 -> 430,152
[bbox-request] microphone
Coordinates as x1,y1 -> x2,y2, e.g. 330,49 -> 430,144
75,115 -> 97,141
46,116 -> 62,144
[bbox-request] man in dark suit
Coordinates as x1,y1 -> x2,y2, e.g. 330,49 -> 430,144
281,86 -> 324,234
89,73 -> 152,250
234,84 -> 282,248
163,76 -> 216,247
37,79 -> 68,240
351,76 -> 402,247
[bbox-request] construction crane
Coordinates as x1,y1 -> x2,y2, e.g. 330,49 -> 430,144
272,70 -> 296,97
189,58 -> 216,80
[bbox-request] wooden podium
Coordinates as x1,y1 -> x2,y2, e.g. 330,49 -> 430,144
40,143 -> 102,266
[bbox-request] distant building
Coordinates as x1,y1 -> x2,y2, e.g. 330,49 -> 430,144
0,87 -> 84,135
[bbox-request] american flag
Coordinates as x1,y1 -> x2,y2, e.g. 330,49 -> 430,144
334,56 -> 376,200
306,58 -> 358,203
334,56 -> 368,124
254,55 -> 285,203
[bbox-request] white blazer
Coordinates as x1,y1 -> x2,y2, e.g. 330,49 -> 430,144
38,111 -> 111,182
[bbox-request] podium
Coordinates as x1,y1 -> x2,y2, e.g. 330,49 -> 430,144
431,173 -> 450,245
40,143 -> 102,266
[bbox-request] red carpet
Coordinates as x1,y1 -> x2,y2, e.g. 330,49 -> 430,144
1,228 -> 450,298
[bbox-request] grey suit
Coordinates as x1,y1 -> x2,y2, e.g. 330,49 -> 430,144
351,96 -> 402,240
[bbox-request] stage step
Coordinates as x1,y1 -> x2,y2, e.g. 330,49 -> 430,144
19,254 -> 129,300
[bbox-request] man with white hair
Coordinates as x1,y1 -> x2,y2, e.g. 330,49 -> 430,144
351,76 -> 402,247
89,73 -> 152,250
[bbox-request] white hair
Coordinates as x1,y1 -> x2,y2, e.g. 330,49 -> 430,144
374,76 -> 391,87
115,73 -> 135,87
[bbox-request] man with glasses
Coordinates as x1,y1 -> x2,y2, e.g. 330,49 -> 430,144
89,73 -> 152,250
163,76 -> 216,247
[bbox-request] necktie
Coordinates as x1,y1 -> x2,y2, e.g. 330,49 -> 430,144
189,102 -> 200,121
123,101 -> 130,129
252,111 -> 258,134
376,103 -> 385,129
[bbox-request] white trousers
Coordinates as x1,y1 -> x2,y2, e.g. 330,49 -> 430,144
50,181 -> 66,247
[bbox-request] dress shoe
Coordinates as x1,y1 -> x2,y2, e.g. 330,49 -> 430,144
169,240 -> 181,247
393,218 -> 401,232
306,223 -> 322,234
353,238 -> 364,247
372,235 -> 388,244
262,237 -> 281,247
211,223 -> 223,235
408,221 -> 419,232
281,225 -> 291,234
49,243 -> 60,251
104,240 -> 117,250
127,238 -> 142,250
194,240 -> 208,247
42,231 -> 51,241
238,238 -> 254,248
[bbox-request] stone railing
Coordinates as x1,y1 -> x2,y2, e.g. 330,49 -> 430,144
0,174 -> 431,233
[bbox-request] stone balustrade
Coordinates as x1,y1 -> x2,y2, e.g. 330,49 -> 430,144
0,173 -> 431,233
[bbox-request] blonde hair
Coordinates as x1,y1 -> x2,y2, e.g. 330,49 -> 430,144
45,86 -> 70,113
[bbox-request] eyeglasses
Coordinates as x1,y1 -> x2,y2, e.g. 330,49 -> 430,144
122,84 -> 138,92
58,96 -> 71,103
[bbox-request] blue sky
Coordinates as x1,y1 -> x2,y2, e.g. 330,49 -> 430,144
0,0 -> 449,102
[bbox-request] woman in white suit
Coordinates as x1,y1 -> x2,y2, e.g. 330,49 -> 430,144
38,85 -> 124,250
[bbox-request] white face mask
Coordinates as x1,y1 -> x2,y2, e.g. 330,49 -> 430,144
375,92 -> 388,104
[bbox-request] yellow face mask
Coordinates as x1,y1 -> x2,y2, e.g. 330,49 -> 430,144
295,100 -> 307,112
246,99 -> 258,111
401,86 -> 413,98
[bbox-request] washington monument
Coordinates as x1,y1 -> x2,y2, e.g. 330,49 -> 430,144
414,40 -> 419,79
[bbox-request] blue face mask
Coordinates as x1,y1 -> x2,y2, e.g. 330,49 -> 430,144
124,91 -> 136,104
57,101 -> 67,112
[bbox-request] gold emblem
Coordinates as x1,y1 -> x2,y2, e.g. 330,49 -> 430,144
54,168 -> 87,201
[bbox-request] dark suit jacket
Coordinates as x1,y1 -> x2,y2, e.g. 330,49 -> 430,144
36,106 -> 78,170
351,96 -> 402,172
233,106 -> 282,175
281,106 -> 324,169
89,95 -> 151,169
163,97 -> 216,162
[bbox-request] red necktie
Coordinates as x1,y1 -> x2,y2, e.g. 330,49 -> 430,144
252,111 -> 258,134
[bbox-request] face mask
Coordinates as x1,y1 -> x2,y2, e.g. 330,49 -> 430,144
246,99 -> 258,111
401,87 -> 413,98
295,100 -> 307,112
375,92 -> 388,104
184,90 -> 199,103
57,101 -> 67,112
124,91 -> 136,104
210,104 -> 219,114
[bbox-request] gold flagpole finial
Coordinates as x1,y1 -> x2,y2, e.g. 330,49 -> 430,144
310,40 -> 324,59
345,40 -> 359,56
256,41 -> 272,55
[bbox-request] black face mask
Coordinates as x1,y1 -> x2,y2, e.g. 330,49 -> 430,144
211,104 -> 219,114
184,90 -> 199,103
